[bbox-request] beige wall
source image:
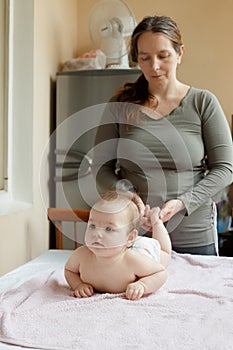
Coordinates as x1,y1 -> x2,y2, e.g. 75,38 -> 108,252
77,0 -> 233,125
0,0 -> 78,275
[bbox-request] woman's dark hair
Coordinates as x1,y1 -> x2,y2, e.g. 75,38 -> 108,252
115,15 -> 183,104
130,15 -> 183,63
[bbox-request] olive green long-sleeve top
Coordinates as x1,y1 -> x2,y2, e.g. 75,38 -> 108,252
92,87 -> 233,247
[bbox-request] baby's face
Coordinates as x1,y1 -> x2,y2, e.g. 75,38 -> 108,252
85,204 -> 131,251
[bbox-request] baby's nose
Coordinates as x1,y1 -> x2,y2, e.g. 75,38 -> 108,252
93,227 -> 103,237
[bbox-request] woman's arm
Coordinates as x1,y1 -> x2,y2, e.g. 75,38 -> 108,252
178,90 -> 233,215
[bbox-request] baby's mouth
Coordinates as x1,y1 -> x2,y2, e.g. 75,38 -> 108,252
91,242 -> 105,247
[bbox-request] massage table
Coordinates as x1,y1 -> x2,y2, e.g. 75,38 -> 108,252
0,249 -> 232,350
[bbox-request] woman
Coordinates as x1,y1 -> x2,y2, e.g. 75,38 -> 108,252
92,15 -> 233,255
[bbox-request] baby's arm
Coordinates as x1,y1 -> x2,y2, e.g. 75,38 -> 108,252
65,247 -> 94,298
150,207 -> 171,267
126,254 -> 167,301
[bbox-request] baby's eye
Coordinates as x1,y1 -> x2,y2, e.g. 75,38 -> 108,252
105,227 -> 114,232
88,224 -> 96,230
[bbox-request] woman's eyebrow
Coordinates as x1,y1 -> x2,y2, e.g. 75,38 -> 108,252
138,49 -> 170,55
138,51 -> 148,55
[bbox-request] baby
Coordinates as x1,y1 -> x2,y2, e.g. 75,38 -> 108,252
65,190 -> 171,300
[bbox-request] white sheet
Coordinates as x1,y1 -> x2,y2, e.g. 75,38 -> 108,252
0,250 -> 72,350
0,250 -> 72,294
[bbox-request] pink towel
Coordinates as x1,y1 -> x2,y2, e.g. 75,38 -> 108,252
0,252 -> 233,350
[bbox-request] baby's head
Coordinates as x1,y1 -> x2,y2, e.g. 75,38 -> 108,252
85,190 -> 145,251
94,190 -> 144,229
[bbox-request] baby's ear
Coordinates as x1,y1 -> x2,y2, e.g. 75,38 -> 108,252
127,229 -> 138,247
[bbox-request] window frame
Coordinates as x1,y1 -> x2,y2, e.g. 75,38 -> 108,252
0,0 -> 9,191
0,0 -> 33,214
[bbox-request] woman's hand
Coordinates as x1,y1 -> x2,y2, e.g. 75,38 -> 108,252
140,199 -> 186,229
159,199 -> 185,222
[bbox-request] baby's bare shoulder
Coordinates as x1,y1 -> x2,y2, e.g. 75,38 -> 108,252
66,246 -> 91,265
69,245 -> 88,257
76,245 -> 90,253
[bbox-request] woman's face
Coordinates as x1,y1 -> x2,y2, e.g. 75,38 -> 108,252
137,31 -> 184,90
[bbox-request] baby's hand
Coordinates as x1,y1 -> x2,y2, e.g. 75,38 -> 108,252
125,281 -> 145,300
150,207 -> 162,226
140,204 -> 153,231
71,283 -> 94,298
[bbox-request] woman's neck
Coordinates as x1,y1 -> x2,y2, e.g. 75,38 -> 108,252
148,79 -> 184,100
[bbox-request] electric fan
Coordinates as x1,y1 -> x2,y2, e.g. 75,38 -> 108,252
89,0 -> 137,68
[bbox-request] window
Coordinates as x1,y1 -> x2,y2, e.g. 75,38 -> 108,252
0,0 -> 33,211
0,0 -> 8,190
